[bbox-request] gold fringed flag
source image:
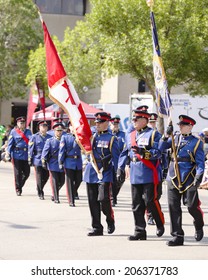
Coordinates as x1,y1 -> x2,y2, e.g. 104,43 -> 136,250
151,10 -> 172,117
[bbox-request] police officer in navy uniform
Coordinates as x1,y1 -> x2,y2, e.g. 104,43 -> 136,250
117,109 -> 165,241
5,116 -> 32,196
28,120 -> 52,199
58,120 -> 83,207
147,113 -> 169,225
41,122 -> 65,203
47,117 -> 67,136
159,115 -> 205,246
84,112 -> 120,236
109,115 -> 126,206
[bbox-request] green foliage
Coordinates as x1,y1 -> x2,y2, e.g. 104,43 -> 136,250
26,21 -> 103,95
0,0 -> 42,100
88,0 -> 208,96
26,0 -> 208,97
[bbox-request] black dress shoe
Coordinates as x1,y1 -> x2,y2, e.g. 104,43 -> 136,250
167,237 -> 184,246
39,195 -> 44,200
195,228 -> 204,241
107,223 -> 115,234
87,231 -> 103,236
69,203 -> 75,207
156,226 -> 165,237
54,200 -> 60,204
16,190 -> 22,196
147,216 -> 155,225
128,231 -> 147,241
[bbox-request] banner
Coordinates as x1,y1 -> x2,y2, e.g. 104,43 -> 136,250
26,85 -> 39,127
151,11 -> 172,117
40,16 -> 92,153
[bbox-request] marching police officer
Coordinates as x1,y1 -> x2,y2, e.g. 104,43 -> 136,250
41,122 -> 65,203
159,115 -> 205,246
109,115 -> 126,151
47,117 -> 67,136
58,121 -> 83,207
109,115 -> 126,206
117,108 -> 165,241
83,112 -> 120,236
5,116 -> 32,196
147,113 -> 169,225
28,120 -> 52,199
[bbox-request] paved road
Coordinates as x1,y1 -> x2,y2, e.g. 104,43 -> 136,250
0,161 -> 208,260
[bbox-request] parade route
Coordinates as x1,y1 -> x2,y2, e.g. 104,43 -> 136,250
0,161 -> 208,260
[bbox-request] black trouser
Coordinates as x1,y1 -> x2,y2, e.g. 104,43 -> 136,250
12,158 -> 30,193
34,165 -> 49,197
146,181 -> 163,219
111,171 -> 123,204
49,171 -> 65,201
168,181 -> 204,238
87,182 -> 114,232
65,168 -> 82,204
131,183 -> 164,234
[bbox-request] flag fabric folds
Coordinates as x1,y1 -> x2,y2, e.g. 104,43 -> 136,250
41,19 -> 92,154
151,11 -> 172,117
26,85 -> 39,128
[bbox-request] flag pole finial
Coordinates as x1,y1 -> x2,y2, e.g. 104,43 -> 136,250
146,0 -> 154,9
35,4 -> 43,23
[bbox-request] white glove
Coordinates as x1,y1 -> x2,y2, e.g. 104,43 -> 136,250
5,153 -> 10,162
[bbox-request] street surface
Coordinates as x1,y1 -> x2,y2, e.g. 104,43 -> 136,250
0,161 -> 208,260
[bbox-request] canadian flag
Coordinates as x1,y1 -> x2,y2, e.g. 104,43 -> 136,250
41,19 -> 92,154
26,84 -> 39,128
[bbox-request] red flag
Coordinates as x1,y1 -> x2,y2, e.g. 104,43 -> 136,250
41,19 -> 92,153
35,75 -> 46,120
26,85 -> 39,127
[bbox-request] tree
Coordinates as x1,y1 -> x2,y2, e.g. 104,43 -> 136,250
26,21 -> 103,94
27,0 -> 208,98
0,0 -> 42,100
87,0 -> 208,96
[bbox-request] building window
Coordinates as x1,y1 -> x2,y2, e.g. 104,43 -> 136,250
34,0 -> 86,16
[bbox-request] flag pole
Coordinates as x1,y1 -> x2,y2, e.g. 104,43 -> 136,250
146,0 -> 183,191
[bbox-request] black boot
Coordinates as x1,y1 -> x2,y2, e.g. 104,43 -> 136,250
88,230 -> 103,236
195,228 -> 204,241
167,236 -> 184,246
107,223 -> 115,234
128,231 -> 147,241
193,221 -> 204,241
156,225 -> 165,237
